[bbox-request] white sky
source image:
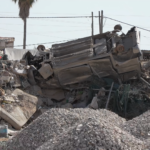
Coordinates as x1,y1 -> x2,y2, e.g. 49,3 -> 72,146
0,0 -> 150,49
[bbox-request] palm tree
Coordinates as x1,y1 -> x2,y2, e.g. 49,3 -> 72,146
12,0 -> 37,49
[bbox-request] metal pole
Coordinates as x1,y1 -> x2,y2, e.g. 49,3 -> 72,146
91,12 -> 94,37
140,77 -> 150,86
99,11 -> 101,34
105,82 -> 114,109
91,12 -> 96,55
100,10 -> 103,33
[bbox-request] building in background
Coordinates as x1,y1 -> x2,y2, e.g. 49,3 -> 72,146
0,37 -> 15,50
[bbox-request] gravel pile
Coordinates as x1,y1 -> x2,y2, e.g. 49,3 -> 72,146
1,108 -> 149,150
37,118 -> 145,150
121,110 -> 150,140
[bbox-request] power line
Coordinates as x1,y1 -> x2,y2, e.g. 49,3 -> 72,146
7,39 -> 78,48
142,36 -> 150,38
0,12 -> 89,15
0,23 -> 91,27
0,16 -> 93,18
103,18 -> 107,27
0,15 -> 150,32
104,16 -> 150,32
2,22 -> 150,29
1,12 -> 150,17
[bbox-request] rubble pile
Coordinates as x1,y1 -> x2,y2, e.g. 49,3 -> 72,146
1,108 -> 149,150
1,25 -> 150,149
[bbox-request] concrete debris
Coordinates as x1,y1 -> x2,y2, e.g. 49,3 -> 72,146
38,63 -> 53,79
8,128 -> 20,137
0,87 -> 5,96
27,65 -> 37,85
0,89 -> 42,130
3,96 -> 15,103
29,85 -> 43,96
21,79 -> 30,89
88,94 -> 99,109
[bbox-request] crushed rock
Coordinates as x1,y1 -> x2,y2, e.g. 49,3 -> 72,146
1,108 -> 150,150
37,118 -> 145,150
121,110 -> 150,140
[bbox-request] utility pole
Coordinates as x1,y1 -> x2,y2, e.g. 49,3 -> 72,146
91,12 -> 96,55
99,11 -> 101,34
91,12 -> 94,37
100,10 -> 103,33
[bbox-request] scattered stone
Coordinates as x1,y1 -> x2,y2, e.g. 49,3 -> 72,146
89,94 -> 99,109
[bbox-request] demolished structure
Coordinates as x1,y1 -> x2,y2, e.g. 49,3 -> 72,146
0,25 -> 150,133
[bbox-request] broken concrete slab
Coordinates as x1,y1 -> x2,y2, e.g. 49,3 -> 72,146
38,63 -> 53,79
0,106 -> 27,130
0,89 -> 42,130
46,77 -> 61,88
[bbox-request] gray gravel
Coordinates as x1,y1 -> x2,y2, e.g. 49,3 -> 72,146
37,118 -> 145,150
1,108 -> 149,150
121,110 -> 150,140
